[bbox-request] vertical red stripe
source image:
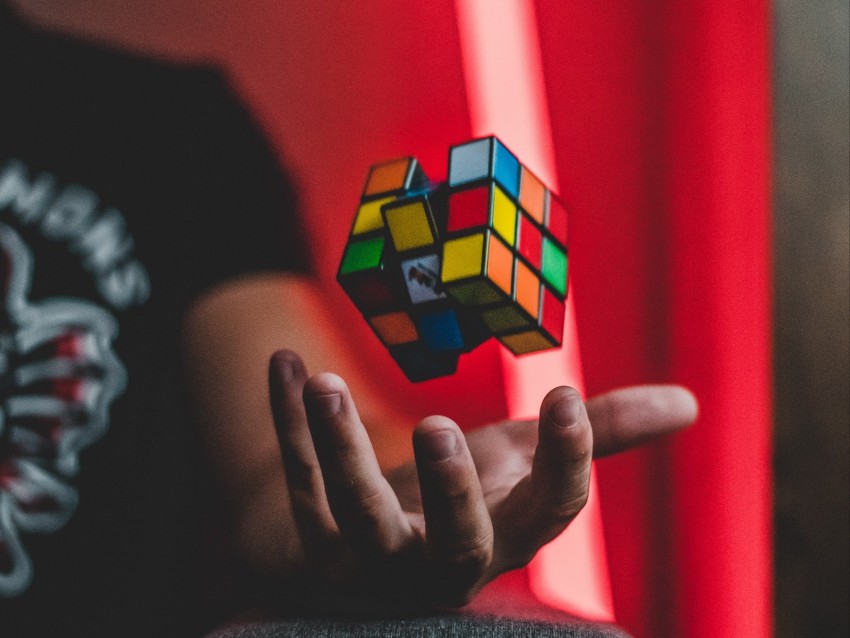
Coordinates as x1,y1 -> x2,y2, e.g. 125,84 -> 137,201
454,0 -> 614,621
536,1 -> 773,635
663,2 -> 773,636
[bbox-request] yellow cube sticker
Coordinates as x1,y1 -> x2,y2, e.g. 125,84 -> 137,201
492,186 -> 517,246
352,196 -> 394,235
384,201 -> 435,252
499,330 -> 553,355
442,233 -> 484,282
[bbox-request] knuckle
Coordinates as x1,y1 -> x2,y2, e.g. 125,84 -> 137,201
286,460 -> 323,491
550,490 -> 589,524
333,482 -> 388,523
435,483 -> 476,507
446,540 -> 492,572
289,485 -> 321,513
330,485 -> 406,554
430,535 -> 493,602
323,434 -> 360,458
353,484 -> 387,511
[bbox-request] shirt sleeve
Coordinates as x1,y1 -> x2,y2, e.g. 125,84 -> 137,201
167,66 -> 312,307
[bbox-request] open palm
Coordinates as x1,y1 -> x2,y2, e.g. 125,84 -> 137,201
269,350 -> 697,610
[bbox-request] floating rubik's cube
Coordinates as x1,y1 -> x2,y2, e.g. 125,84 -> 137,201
338,136 -> 569,382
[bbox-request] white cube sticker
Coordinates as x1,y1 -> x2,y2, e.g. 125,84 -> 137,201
402,254 -> 446,304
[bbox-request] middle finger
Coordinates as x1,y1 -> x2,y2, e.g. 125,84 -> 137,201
304,373 -> 414,559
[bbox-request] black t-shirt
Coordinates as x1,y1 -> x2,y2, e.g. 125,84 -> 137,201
0,9 -> 309,637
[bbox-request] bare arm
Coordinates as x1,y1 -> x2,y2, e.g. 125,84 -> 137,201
181,273 -> 411,577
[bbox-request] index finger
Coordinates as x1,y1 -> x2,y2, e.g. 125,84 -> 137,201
304,373 -> 414,558
587,385 -> 698,457
269,350 -> 339,554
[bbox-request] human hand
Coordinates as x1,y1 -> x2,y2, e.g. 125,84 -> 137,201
268,350 -> 697,611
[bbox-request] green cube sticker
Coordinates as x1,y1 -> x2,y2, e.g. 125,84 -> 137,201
341,236 -> 385,274
541,238 -> 567,296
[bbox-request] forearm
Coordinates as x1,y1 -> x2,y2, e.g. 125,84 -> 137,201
181,273 -> 412,575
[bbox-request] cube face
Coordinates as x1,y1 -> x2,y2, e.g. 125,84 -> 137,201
442,233 -> 485,283
493,140 -> 520,199
363,157 -> 427,198
447,186 -> 490,232
339,136 -> 571,381
364,158 -> 410,196
448,137 -> 521,199
514,260 -> 540,319
442,232 -> 513,307
519,167 -> 548,225
541,238 -> 568,296
445,279 -> 505,306
446,183 -> 517,247
481,305 -> 532,333
491,187 -> 518,246
498,329 -> 556,356
547,195 -> 569,248
340,271 -> 397,313
417,309 -> 464,352
369,311 -> 419,346
340,236 -> 385,275
389,342 -> 458,382
540,287 -> 566,342
352,196 -> 395,235
448,138 -> 492,186
517,212 -> 542,270
384,199 -> 436,252
401,254 -> 445,304
486,233 -> 514,297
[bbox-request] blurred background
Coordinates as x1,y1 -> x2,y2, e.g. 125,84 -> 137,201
773,1 -> 848,635
8,1 -> 848,636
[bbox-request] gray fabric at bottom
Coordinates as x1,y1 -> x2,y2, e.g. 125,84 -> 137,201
205,614 -> 631,638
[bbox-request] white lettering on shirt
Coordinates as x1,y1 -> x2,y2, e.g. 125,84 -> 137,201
0,159 -> 150,309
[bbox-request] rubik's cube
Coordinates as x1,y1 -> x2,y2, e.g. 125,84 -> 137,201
338,136 -> 569,382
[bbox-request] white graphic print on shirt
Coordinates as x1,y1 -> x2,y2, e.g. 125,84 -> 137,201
0,222 -> 127,597
0,159 -> 150,310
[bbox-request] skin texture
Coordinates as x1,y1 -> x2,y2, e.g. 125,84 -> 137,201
181,273 -> 698,612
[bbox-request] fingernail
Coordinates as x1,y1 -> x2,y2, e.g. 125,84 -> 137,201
549,392 -> 582,429
420,429 -> 458,461
276,356 -> 294,383
273,351 -> 302,384
305,392 -> 342,418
